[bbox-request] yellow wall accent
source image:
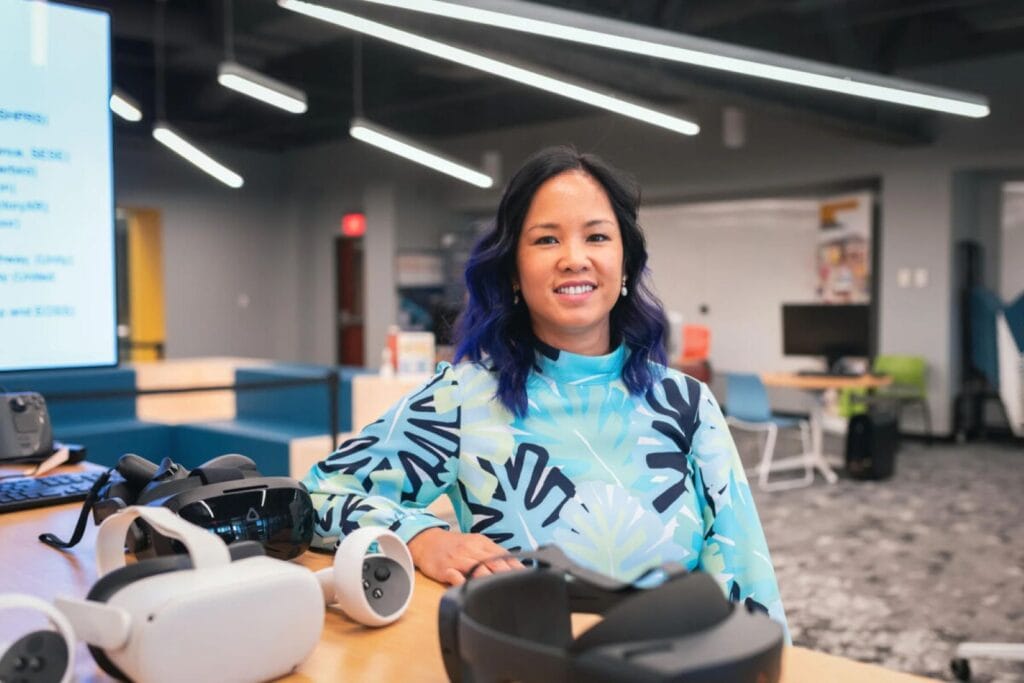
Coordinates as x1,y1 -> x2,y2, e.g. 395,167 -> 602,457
126,209 -> 165,361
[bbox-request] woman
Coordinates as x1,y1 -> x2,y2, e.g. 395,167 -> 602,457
304,146 -> 787,631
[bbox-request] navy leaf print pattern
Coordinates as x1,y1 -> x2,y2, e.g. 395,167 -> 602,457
504,443 -> 575,527
461,480 -> 515,547
318,494 -> 373,536
317,435 -> 378,475
644,376 -> 703,513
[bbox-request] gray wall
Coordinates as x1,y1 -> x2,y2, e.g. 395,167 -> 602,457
281,141 -> 459,367
115,136 -> 301,360
114,51 -> 1024,434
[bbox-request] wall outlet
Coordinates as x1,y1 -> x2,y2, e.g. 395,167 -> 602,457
913,268 -> 929,288
897,268 -> 912,288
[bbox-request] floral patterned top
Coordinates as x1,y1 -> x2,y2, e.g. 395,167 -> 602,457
303,343 -> 788,632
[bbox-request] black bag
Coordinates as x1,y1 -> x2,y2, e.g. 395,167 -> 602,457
845,403 -> 900,480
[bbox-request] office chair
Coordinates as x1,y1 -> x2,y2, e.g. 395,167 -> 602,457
873,355 -> 932,444
724,373 -> 814,491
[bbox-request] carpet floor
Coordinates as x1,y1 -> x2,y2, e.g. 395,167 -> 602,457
743,438 -> 1024,682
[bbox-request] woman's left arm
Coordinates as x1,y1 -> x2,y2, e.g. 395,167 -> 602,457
689,381 -> 791,640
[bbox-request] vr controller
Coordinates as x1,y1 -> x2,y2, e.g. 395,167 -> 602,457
40,453 -> 315,561
0,593 -> 75,683
0,392 -> 54,461
317,527 -> 415,627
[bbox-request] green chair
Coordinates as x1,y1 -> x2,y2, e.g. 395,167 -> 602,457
837,355 -> 931,442
871,355 -> 932,443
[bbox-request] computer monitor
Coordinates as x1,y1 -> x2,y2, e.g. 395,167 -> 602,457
0,2 -> 117,372
782,304 -> 871,371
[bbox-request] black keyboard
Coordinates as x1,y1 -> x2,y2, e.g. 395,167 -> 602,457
0,471 -> 102,514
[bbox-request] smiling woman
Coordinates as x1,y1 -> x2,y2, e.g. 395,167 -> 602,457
302,146 -> 790,639
515,170 -> 624,355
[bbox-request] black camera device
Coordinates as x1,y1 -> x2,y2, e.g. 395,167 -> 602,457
439,545 -> 784,683
0,391 -> 54,461
41,453 -> 315,560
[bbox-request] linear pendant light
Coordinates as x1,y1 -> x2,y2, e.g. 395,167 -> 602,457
350,118 -> 493,188
218,0 -> 307,113
151,0 -> 243,188
110,88 -> 143,122
218,61 -> 308,113
153,122 -> 245,188
277,0 -> 700,136
352,0 -> 990,119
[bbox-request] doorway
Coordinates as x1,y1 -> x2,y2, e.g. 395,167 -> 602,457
335,236 -> 365,366
115,207 -> 166,361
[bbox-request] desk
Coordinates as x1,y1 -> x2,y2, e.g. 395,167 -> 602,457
760,373 -> 892,484
0,470 -> 930,682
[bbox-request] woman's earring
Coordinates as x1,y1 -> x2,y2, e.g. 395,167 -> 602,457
513,286 -> 520,305
621,277 -> 628,297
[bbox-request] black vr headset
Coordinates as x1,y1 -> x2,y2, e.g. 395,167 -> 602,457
439,546 -> 784,683
40,453 -> 315,560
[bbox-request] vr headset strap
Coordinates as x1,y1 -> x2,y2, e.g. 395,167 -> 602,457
95,506 -> 231,575
38,468 -> 115,550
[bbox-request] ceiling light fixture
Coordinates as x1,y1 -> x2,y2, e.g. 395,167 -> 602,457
277,0 -> 700,136
350,117 -> 494,188
110,88 -> 143,122
152,0 -> 244,188
217,61 -> 308,113
152,123 -> 245,189
352,0 -> 990,118
219,0 -> 307,113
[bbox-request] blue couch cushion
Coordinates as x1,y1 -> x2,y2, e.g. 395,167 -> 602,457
175,421 -> 301,477
57,420 -> 174,469
0,367 -> 138,427
233,364 -> 374,433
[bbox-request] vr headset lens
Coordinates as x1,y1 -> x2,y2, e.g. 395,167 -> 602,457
176,486 -> 314,560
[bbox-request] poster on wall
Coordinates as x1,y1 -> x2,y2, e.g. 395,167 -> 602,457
816,193 -> 873,303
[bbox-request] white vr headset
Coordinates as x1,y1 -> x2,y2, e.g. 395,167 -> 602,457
48,506 -> 416,682
55,506 -> 325,683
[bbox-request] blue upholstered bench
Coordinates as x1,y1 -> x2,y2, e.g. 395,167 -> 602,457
0,367 -> 174,467
174,365 -> 373,477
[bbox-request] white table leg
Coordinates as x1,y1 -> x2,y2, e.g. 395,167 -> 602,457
808,402 -> 839,484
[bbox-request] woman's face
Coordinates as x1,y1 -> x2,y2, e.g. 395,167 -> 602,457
515,170 -> 624,355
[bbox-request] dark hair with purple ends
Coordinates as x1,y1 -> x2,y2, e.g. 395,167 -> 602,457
454,145 -> 667,417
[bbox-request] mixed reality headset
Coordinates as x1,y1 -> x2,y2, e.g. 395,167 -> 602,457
40,453 -> 314,560
438,545 -> 784,683
56,505 -> 324,683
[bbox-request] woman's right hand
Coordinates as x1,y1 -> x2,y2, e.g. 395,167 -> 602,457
407,527 -> 523,586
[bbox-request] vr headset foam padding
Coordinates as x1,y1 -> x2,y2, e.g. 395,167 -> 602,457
438,545 -> 784,683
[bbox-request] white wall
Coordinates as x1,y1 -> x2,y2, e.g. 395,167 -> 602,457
1002,183 -> 1024,301
642,199 -> 820,374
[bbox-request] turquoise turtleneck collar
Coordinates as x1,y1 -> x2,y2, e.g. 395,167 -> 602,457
533,340 -> 627,385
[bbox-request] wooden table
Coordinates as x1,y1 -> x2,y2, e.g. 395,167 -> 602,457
760,373 -> 893,485
0,467 -> 931,682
